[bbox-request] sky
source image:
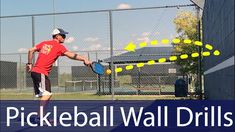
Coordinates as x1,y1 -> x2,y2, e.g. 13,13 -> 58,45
0,0 -> 196,64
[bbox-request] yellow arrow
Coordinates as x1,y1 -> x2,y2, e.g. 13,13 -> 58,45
120,38 -> 222,73
113,50 -> 221,73
124,42 -> 136,52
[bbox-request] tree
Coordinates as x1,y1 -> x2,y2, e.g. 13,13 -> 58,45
173,11 -> 203,93
173,11 -> 199,75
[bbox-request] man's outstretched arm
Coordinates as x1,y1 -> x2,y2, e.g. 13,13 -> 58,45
64,51 -> 92,66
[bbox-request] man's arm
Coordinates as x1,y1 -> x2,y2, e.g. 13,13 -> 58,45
28,47 -> 37,64
27,47 -> 37,72
64,51 -> 92,66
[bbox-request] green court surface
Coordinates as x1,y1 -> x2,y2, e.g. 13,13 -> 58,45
0,92 -> 186,100
0,88 -> 185,100
0,93 -> 189,100
0,84 -> 188,100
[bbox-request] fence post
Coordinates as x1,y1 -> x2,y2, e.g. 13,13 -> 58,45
196,6 -> 202,99
98,59 -> 101,95
137,67 -> 141,95
109,10 -> 114,100
31,16 -> 35,63
19,54 -> 22,92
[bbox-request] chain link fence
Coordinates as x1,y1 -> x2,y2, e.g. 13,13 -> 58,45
1,4 -> 197,99
0,50 -> 184,96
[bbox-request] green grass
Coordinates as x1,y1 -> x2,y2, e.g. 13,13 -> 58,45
0,92 -> 186,100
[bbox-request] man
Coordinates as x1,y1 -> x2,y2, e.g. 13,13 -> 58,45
27,28 -> 91,115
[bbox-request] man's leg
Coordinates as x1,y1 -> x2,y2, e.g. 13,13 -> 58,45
39,75 -> 52,116
31,72 -> 41,97
39,94 -> 52,117
31,72 -> 53,124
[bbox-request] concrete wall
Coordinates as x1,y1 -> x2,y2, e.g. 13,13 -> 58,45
0,61 -> 17,89
203,0 -> 234,99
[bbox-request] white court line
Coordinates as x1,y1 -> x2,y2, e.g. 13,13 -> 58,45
204,56 -> 234,75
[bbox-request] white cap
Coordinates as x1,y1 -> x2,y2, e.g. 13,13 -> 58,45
52,28 -> 69,35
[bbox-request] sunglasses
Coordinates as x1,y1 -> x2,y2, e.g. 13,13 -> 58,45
60,34 -> 66,39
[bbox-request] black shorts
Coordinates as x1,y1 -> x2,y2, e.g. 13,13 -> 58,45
31,72 -> 52,97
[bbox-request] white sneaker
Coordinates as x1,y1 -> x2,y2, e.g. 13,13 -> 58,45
35,93 -> 43,98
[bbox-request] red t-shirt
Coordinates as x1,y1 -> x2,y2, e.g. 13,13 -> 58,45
32,40 -> 68,76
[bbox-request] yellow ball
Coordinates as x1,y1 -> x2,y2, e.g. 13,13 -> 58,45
106,69 -> 112,75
